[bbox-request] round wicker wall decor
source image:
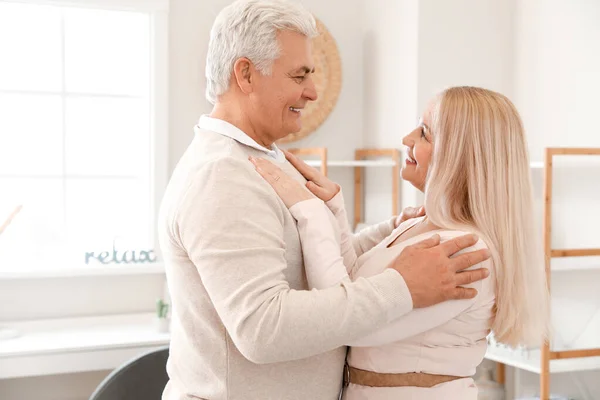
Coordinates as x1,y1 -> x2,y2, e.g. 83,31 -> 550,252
278,18 -> 342,144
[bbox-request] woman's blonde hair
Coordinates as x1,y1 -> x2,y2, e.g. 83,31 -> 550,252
424,86 -> 550,347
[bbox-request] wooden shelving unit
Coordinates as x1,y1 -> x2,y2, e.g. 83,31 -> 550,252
490,147 -> 600,399
353,149 -> 401,229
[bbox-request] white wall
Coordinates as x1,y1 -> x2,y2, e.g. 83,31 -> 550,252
361,0 -> 418,224
417,0 -> 515,110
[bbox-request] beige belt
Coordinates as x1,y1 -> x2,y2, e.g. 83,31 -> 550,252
343,365 -> 467,388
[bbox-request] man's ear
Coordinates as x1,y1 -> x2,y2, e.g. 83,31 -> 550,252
233,58 -> 254,95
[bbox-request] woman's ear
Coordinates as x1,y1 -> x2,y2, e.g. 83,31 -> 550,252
233,58 -> 254,95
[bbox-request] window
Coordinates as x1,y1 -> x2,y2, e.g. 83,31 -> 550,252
0,0 -> 168,274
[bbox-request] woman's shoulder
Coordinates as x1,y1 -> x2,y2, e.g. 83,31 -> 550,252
394,216 -> 426,235
439,230 -> 496,299
436,229 -> 494,275
436,229 -> 490,251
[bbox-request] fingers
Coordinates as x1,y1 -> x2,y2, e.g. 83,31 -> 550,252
283,150 -> 321,182
449,248 -> 492,272
438,234 -> 479,257
306,181 -> 329,198
404,206 -> 425,219
454,268 -> 490,286
403,207 -> 418,218
249,156 -> 282,186
447,286 -> 478,301
410,234 -> 441,249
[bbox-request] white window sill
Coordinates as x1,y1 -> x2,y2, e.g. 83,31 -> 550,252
0,263 -> 166,280
0,312 -> 170,379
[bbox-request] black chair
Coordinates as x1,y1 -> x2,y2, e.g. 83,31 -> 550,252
89,346 -> 169,400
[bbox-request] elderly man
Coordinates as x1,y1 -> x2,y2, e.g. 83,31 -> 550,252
158,0 -> 490,399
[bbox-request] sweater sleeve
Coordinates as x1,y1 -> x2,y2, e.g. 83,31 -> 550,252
289,199 -> 353,289
325,191 -> 396,259
347,237 -> 493,347
175,156 -> 413,364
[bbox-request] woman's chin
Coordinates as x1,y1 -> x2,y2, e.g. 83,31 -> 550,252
401,169 -> 414,183
400,171 -> 424,192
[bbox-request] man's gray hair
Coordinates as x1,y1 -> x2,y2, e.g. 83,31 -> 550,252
205,0 -> 318,104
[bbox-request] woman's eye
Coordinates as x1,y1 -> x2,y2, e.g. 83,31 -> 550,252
421,127 -> 426,138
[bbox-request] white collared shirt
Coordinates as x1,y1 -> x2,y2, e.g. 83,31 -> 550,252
195,115 -> 285,163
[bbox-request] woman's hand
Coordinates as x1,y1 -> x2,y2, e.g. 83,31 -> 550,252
395,206 -> 426,228
249,156 -> 315,209
283,149 -> 340,201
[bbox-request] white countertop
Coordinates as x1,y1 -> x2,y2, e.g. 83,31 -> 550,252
0,313 -> 169,379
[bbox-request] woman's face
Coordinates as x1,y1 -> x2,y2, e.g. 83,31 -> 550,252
401,105 -> 434,192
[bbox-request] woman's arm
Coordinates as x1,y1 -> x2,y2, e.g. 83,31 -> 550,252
326,191 -> 396,259
321,191 -> 361,273
289,198 -> 354,289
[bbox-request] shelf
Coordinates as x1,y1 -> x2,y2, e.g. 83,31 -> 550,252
304,160 -> 544,169
304,160 -> 397,168
0,313 -> 169,379
551,257 -> 600,272
485,346 -> 600,374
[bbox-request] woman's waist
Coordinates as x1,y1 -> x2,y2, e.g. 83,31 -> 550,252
348,341 -> 487,377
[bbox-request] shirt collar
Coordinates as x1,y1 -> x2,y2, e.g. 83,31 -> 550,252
195,115 -> 285,162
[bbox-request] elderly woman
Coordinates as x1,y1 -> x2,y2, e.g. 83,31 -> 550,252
252,86 -> 549,399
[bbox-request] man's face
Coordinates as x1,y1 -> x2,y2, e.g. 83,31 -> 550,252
249,30 -> 318,144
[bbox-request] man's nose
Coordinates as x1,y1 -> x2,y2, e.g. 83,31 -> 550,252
304,79 -> 318,101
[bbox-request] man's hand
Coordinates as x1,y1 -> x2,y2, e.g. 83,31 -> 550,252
395,206 -> 426,228
387,234 -> 491,308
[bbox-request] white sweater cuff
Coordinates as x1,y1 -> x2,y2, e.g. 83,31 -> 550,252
366,269 -> 414,321
289,198 -> 325,220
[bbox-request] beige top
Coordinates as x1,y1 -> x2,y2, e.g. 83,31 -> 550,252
157,117 -> 414,400
290,194 -> 496,398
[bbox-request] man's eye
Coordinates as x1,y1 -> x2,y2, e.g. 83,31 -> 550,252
295,76 -> 306,82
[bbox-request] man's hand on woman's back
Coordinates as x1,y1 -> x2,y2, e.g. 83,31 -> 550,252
387,234 -> 491,308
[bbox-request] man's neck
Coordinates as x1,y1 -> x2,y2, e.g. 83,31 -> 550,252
210,102 -> 273,149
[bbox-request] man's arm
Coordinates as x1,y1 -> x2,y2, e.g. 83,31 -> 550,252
175,157 -> 413,364
348,239 -> 493,347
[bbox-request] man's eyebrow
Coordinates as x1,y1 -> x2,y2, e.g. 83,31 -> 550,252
292,66 -> 315,74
